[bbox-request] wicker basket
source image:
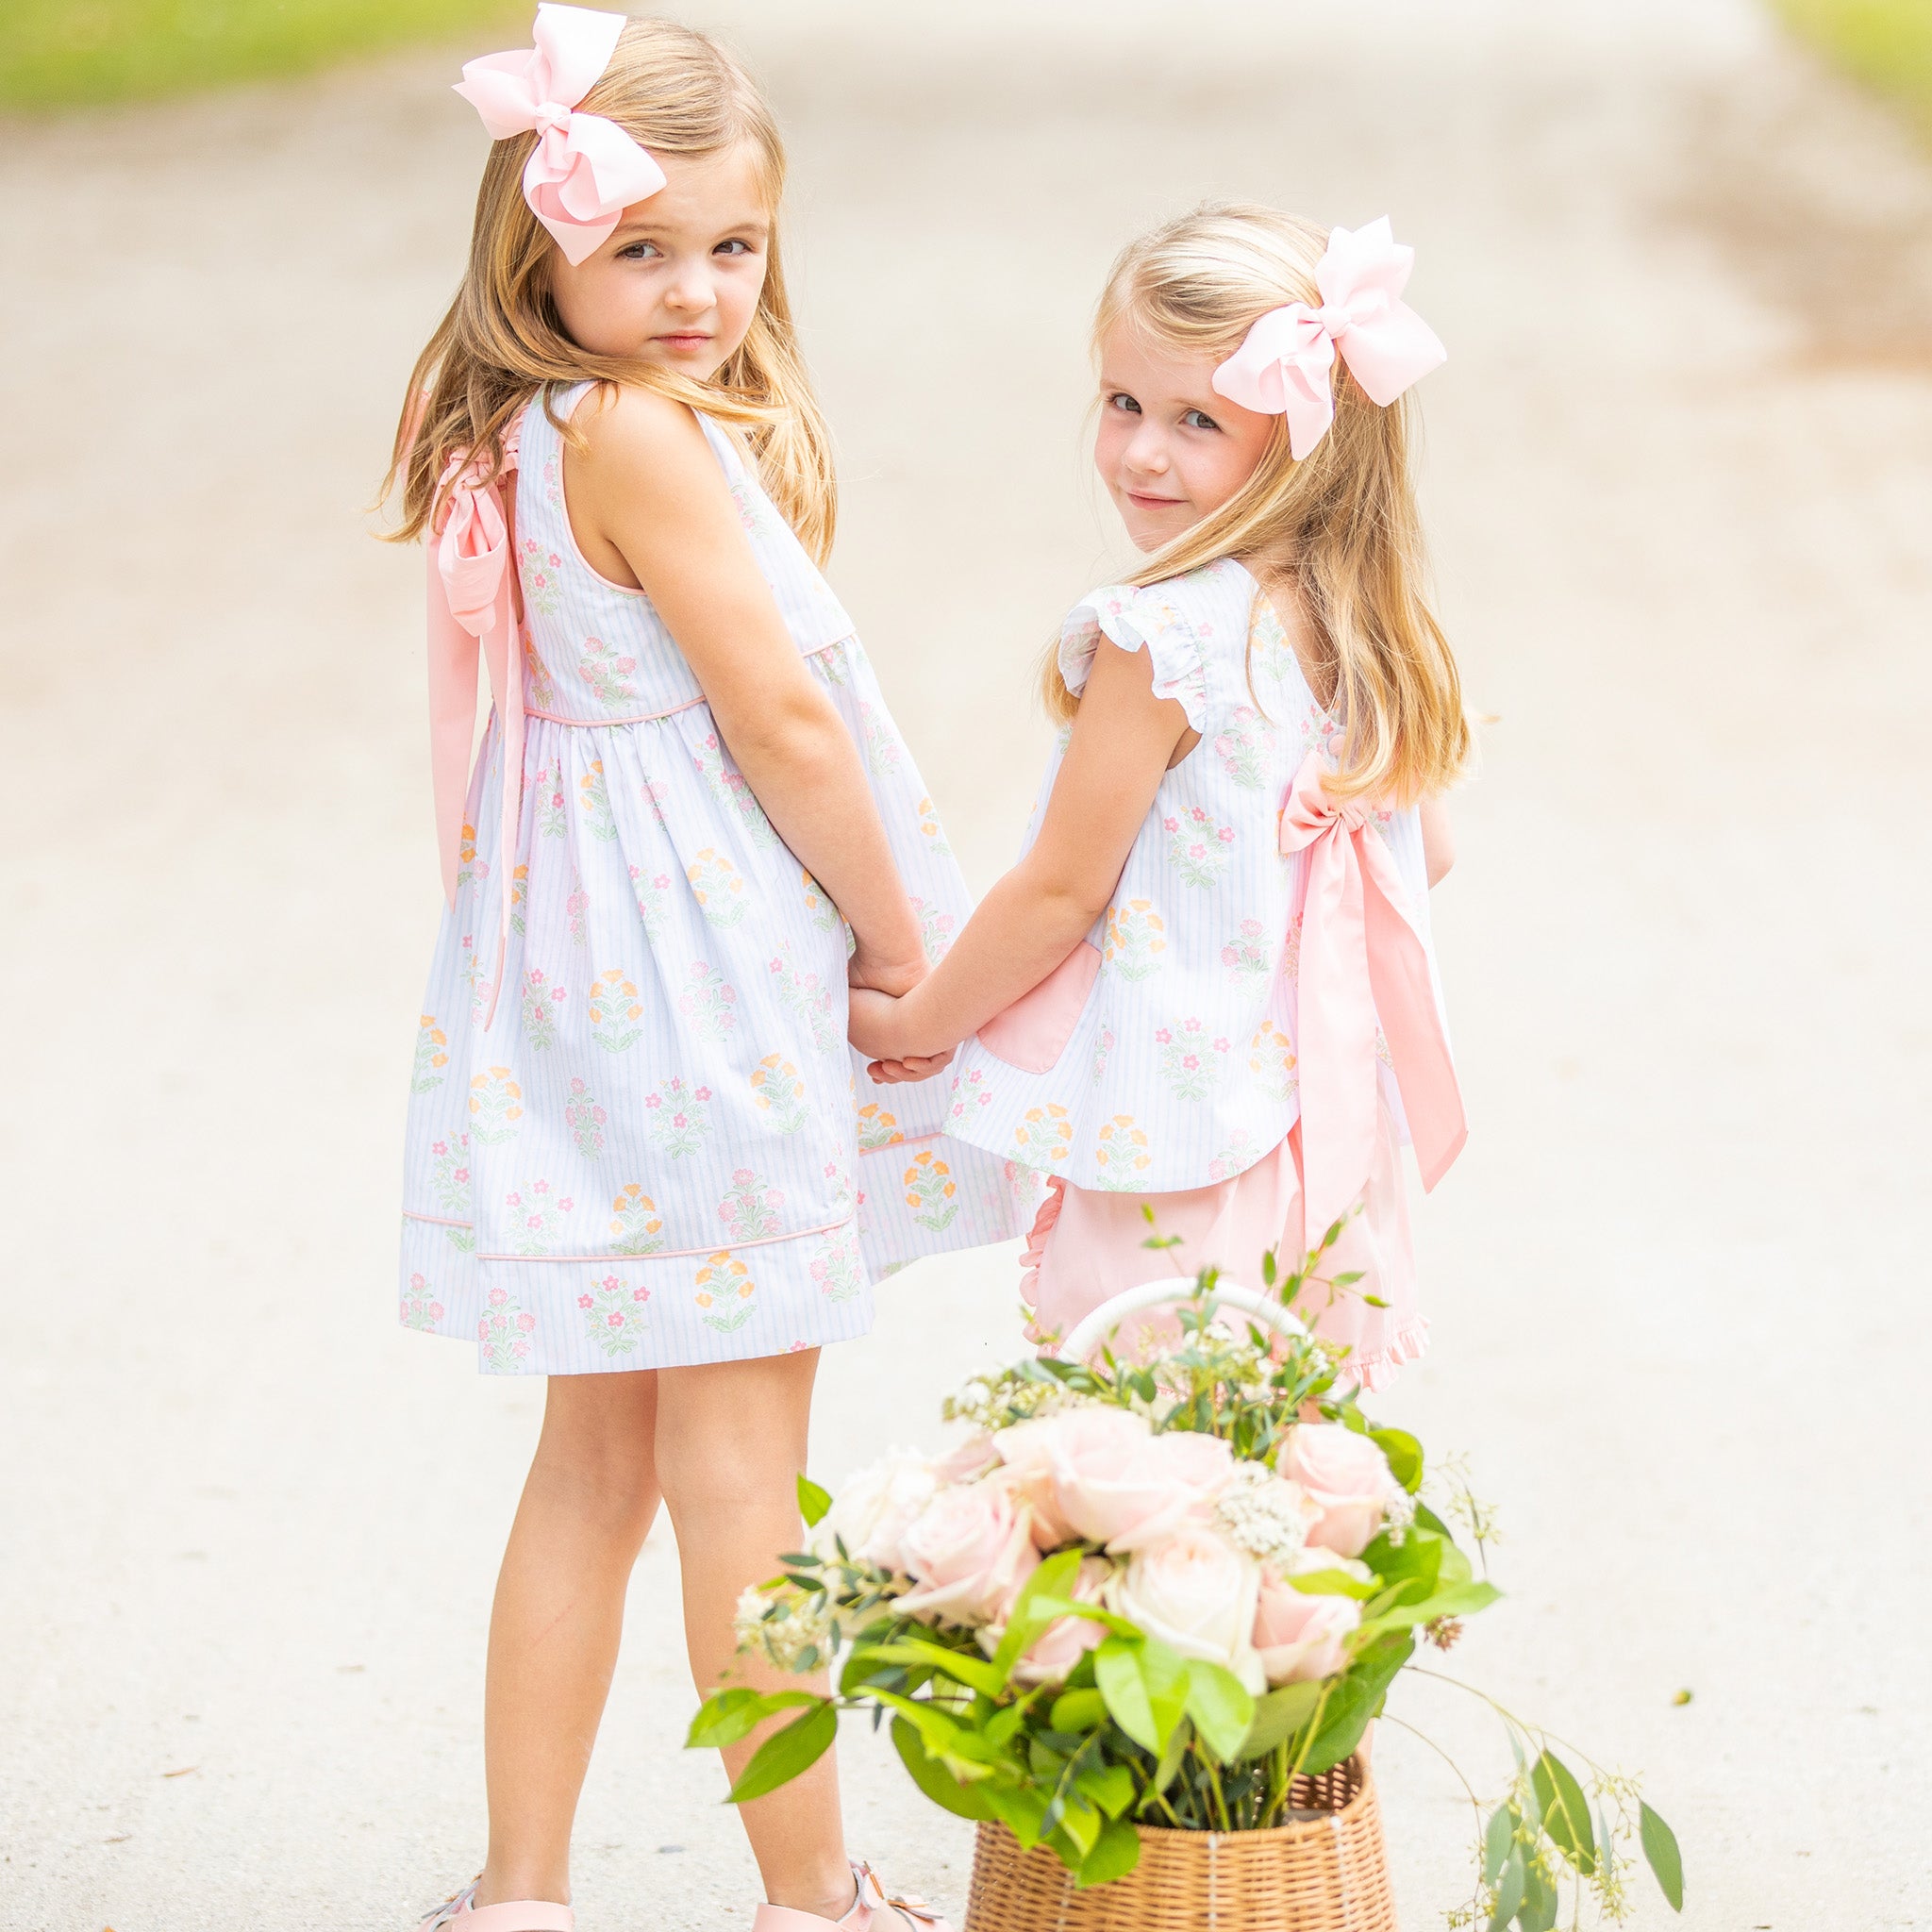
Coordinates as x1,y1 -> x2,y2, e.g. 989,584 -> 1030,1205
963,1757 -> 1395,1932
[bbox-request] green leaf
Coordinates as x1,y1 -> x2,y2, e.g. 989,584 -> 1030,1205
1184,1659 -> 1257,1763
685,1687 -> 818,1751
1300,1631 -> 1413,1774
1412,1499 -> 1456,1539
1488,1847 -> 1524,1932
1075,1762 -> 1137,1820
891,1715 -> 996,1823
985,1548 -> 1084,1686
1075,1817 -> 1141,1888
1482,1804 -> 1515,1885
1095,1639 -> 1159,1753
1515,1851 -> 1557,1932
1050,1688 -> 1108,1733
1046,1790 -> 1101,1858
1530,1751 -> 1597,1875
981,1780 -> 1051,1849
1026,1594 -> 1142,1638
795,1473 -> 832,1528
1237,1680 -> 1324,1760
851,1639 -> 1007,1701
1136,1639 -> 1191,1749
1640,1802 -> 1685,1911
1363,1526 -> 1443,1603
726,1701 -> 838,1804
1149,1716 -> 1191,1796
1356,1579 -> 1502,1641
1288,1566 -> 1379,1600
1367,1427 -> 1423,1492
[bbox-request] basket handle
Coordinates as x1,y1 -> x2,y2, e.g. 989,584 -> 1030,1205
1059,1276 -> 1312,1363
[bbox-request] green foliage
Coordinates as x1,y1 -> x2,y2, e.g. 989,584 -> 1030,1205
1641,1800 -> 1685,1911
0,0 -> 524,110
1773,0 -> 1932,142
796,1472 -> 832,1528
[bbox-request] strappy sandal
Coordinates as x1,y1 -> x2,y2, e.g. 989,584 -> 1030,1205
416,1879 -> 574,1932
752,1859 -> 951,1932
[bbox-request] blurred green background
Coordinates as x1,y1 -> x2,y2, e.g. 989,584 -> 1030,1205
0,0 -> 1928,128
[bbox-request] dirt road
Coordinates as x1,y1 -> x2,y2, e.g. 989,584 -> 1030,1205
4,1 -> 1929,1925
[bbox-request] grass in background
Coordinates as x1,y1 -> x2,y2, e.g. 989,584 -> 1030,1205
0,0 -> 525,109
1773,0 -> 1932,141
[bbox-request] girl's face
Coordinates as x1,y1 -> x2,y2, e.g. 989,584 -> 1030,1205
1093,321 -> 1277,552
547,144 -> 771,379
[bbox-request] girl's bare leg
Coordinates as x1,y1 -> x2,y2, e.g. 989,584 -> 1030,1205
655,1350 -> 854,1920
475,1370 -> 662,1907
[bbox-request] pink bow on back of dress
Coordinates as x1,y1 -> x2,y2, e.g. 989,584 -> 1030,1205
427,420 -> 527,1029
1276,753 -> 1467,1242
1211,217 -> 1446,459
454,4 -> 666,265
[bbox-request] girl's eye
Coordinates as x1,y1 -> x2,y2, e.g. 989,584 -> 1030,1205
714,238 -> 755,257
1181,408 -> 1222,431
1106,391 -> 1142,415
616,241 -> 660,260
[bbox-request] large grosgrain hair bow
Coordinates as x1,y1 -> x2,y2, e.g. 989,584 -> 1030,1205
1210,217 -> 1446,459
454,4 -> 667,265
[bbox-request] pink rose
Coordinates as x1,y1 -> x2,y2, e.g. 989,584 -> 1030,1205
1253,1572 -> 1360,1685
1010,1556 -> 1112,1686
1282,1425 -> 1398,1557
931,1432 -> 1002,1486
896,1474 -> 1041,1627
1108,1523 -> 1264,1691
999,1409 -> 1232,1553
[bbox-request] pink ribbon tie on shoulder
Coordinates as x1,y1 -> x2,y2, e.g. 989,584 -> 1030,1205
1277,752 -> 1467,1241
427,419 -> 527,1028
454,5 -> 666,265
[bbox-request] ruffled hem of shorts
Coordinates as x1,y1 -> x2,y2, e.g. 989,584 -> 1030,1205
1017,1174 -> 1069,1345
1348,1315 -> 1431,1394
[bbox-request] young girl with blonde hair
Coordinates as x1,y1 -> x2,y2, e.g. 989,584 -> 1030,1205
854,204 -> 1470,1383
386,9 -> 1021,1927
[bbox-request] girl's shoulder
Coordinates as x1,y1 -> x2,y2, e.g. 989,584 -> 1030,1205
1058,557 -> 1257,731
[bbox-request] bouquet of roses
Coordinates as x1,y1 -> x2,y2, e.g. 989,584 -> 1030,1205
688,1249 -> 1682,1926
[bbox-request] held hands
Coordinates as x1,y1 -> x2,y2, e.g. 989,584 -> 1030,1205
847,986 -> 956,1086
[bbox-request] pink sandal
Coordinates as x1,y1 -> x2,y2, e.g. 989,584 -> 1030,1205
752,1860 -> 950,1932
416,1881 -> 573,1932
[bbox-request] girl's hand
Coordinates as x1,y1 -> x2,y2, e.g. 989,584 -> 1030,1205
846,985 -> 909,1062
847,941 -> 928,1000
866,1050 -> 956,1086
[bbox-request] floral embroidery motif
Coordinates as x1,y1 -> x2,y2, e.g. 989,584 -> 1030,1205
578,760 -> 618,841
903,1150 -> 958,1231
727,475 -> 765,534
1155,1019 -> 1231,1100
801,870 -> 840,934
809,1225 -> 864,1304
718,1168 -> 784,1242
411,1015 -> 449,1092
917,796 -> 953,859
644,1074 -> 713,1157
522,969 -> 566,1050
1091,1024 -> 1115,1087
534,762 -> 569,840
1281,912 -> 1303,986
1105,899 -> 1167,982
478,1287 -> 537,1371
588,967 -> 645,1054
769,946 -> 840,1055
506,1177 -> 573,1255
911,895 -> 956,964
1165,805 -> 1236,886
1093,1113 -> 1153,1190
1220,918 -> 1274,985
1208,1133 -> 1263,1183
1013,1104 -> 1074,1168
524,636 -> 558,712
521,539 -> 563,617
858,700 -> 902,775
541,455 -> 561,508
692,732 -> 777,846
1214,705 -> 1279,788
579,637 -> 639,710
856,1102 -> 903,1152
469,1066 -> 524,1144
749,1055 -> 808,1134
694,1252 -> 758,1332
565,1074 -> 607,1156
677,961 -> 738,1040
609,1184 -> 666,1254
1249,1021 -> 1299,1103
628,863 -> 672,938
687,848 -> 747,928
580,1273 -> 650,1356
509,864 -> 530,937
947,1065 -> 994,1124
402,1272 -> 445,1331
566,874 -> 590,947
457,822 -> 489,894
428,1131 -> 474,1223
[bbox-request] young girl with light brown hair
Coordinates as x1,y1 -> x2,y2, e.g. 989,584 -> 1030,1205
385,9 -> 1024,1928
852,203 -> 1471,1382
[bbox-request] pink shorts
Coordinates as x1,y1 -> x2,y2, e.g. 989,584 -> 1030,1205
1021,1106 -> 1424,1391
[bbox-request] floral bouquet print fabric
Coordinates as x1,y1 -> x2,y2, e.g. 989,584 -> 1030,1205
400,387 -> 1031,1374
944,560 -> 1442,1195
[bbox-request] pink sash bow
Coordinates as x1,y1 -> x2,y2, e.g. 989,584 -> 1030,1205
427,418 -> 526,1027
1277,753 -> 1467,1240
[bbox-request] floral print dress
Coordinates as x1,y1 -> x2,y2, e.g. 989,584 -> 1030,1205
400,384 -> 1031,1374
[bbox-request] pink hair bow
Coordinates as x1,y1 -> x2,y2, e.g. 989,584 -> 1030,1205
1276,753 -> 1467,1241
1211,217 -> 1446,459
454,4 -> 666,265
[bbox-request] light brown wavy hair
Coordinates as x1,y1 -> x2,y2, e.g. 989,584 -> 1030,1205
381,17 -> 835,560
1052,203 -> 1470,804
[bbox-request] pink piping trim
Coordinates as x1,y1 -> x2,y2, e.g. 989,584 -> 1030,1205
522,638 -> 856,728
402,1208 -> 858,1262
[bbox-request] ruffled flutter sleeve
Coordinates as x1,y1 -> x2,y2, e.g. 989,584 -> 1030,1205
1058,583 -> 1210,732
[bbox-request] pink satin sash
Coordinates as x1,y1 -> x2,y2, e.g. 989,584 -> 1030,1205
1276,753 -> 1466,1239
426,410 -> 526,1028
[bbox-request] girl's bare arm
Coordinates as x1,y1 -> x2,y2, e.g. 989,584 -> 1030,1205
570,388 -> 925,992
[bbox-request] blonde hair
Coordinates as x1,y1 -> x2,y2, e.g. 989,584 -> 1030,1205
381,18 -> 835,560
1052,202 -> 1469,804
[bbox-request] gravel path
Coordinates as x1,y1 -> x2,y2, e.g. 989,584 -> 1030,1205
4,3 -> 1928,1926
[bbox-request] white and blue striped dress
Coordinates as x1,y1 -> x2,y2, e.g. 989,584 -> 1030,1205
399,383 -> 1032,1374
